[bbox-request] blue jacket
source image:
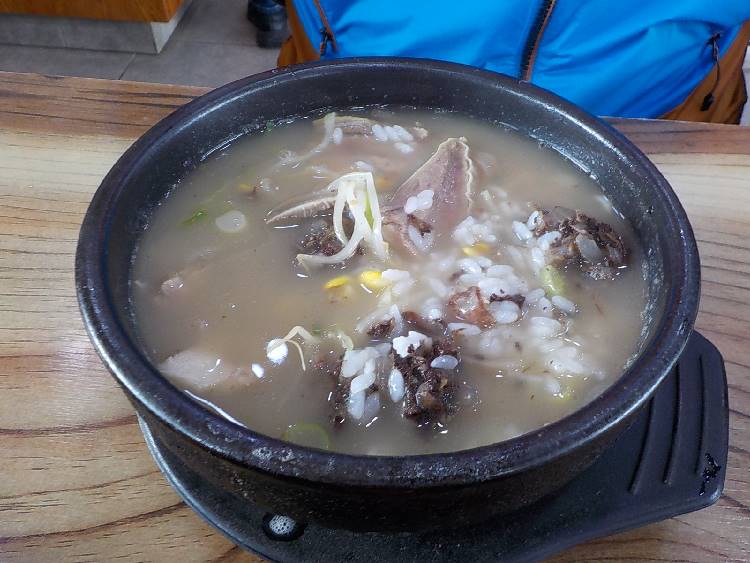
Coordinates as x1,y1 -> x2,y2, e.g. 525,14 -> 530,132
289,0 -> 750,117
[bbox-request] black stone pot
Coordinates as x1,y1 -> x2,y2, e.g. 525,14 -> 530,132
75,58 -> 700,533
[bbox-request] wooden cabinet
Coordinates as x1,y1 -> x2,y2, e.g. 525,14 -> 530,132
0,0 -> 185,22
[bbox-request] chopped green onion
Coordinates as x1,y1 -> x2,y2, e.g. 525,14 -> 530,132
181,209 -> 208,226
364,196 -> 374,228
282,423 -> 330,450
540,265 -> 566,296
265,120 -> 275,132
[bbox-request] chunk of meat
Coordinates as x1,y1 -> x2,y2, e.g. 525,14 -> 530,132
395,336 -> 460,424
314,356 -> 349,426
382,137 -> 475,255
297,218 -> 360,258
534,206 -> 629,277
157,254 -> 214,298
367,317 -> 395,338
402,311 -> 447,337
447,286 -> 495,329
321,115 -> 378,136
159,348 -> 250,392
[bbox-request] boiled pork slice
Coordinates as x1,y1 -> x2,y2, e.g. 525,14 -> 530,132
382,137 -> 474,254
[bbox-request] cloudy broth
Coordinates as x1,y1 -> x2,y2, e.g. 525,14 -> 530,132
132,109 -> 648,455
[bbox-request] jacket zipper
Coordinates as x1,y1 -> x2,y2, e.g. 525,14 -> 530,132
700,32 -> 722,111
313,0 -> 338,56
520,0 -> 556,81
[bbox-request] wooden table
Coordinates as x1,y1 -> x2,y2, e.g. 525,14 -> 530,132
0,71 -> 748,562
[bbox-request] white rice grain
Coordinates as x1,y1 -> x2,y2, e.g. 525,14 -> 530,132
537,296 -> 554,316
526,210 -> 541,230
537,230 -> 561,251
371,124 -> 388,142
525,288 -> 545,303
349,362 -> 376,395
416,189 -> 434,209
551,295 -> 577,314
392,331 -> 430,358
388,368 -> 405,402
537,338 -> 564,353
512,220 -> 533,241
530,246 -> 546,269
505,246 -> 525,268
478,277 -> 507,300
363,392 -> 381,420
408,225 -> 433,253
490,300 -> 520,324
404,197 -> 418,215
427,278 -> 449,299
404,189 -> 434,214
382,269 -> 411,283
389,304 -> 404,336
458,258 -> 482,274
475,256 -> 493,269
341,346 -> 383,378
392,124 -> 414,142
426,307 -> 443,321
392,278 -> 416,296
347,390 -> 365,419
384,125 -> 400,141
458,272 -> 484,286
486,264 -> 514,278
430,355 -> 459,370
332,127 -> 343,145
394,142 -> 415,154
529,316 -> 562,338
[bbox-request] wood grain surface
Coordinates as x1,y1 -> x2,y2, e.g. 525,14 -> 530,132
0,71 -> 748,562
0,0 -> 185,22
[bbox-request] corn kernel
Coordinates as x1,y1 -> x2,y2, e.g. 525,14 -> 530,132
324,276 -> 351,290
462,242 -> 492,256
358,270 -> 389,291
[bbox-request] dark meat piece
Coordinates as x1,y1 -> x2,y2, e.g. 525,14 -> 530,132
313,355 -> 348,426
409,214 -> 432,236
402,311 -> 447,337
534,206 -> 629,277
489,293 -> 526,308
382,137 -> 475,255
446,286 -> 495,329
533,206 -> 575,235
432,335 -> 459,359
395,337 -> 460,425
297,218 -> 361,258
367,317 -> 395,338
414,372 -> 454,414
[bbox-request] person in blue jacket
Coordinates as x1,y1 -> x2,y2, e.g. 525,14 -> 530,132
278,1 -> 750,123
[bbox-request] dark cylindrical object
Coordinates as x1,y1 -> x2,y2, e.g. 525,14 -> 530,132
76,59 -> 700,532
